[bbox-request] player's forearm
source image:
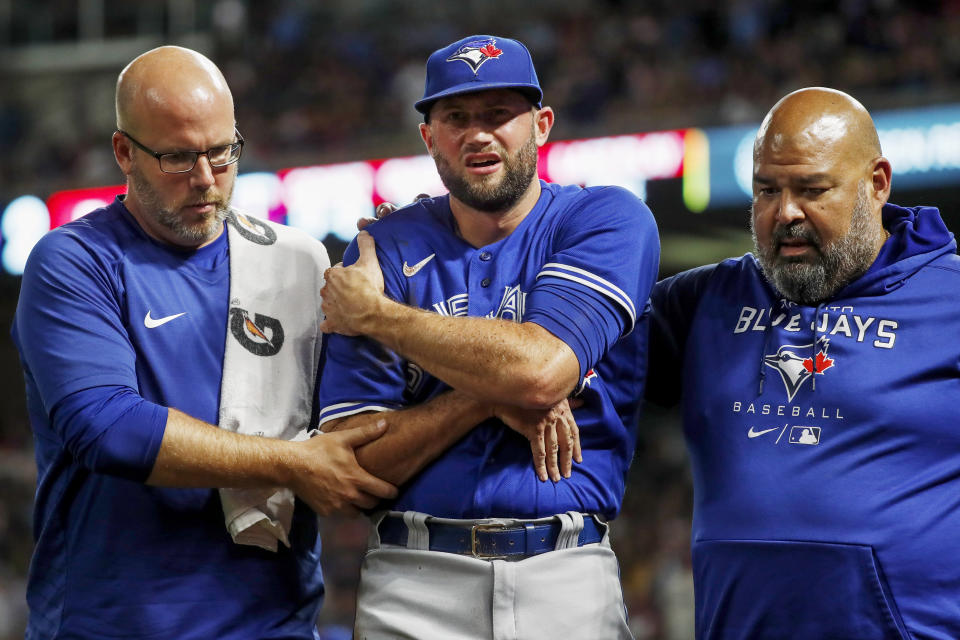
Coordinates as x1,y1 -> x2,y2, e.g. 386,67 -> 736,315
146,408 -> 301,489
322,389 -> 490,485
364,298 -> 580,409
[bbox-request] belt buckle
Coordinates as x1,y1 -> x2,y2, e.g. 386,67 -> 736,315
470,522 -> 507,559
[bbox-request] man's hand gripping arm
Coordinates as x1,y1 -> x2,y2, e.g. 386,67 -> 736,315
148,408 -> 398,516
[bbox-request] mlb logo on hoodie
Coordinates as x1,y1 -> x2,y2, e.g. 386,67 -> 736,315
789,426 -> 821,445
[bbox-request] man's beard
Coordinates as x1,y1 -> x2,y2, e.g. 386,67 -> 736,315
751,183 -> 883,305
129,163 -> 231,245
433,130 -> 538,214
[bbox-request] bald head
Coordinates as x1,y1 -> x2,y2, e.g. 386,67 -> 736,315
755,87 -> 881,168
116,46 -> 233,133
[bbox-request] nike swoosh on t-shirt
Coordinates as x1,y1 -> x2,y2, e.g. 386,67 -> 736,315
144,311 -> 187,328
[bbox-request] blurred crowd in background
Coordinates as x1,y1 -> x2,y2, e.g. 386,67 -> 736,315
3,0 -> 960,196
2,1 -> 960,637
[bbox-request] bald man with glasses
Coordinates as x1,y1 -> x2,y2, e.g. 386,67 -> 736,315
11,46 -> 395,639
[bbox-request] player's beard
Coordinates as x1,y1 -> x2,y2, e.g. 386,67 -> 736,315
432,129 -> 538,214
128,161 -> 232,245
751,182 -> 883,305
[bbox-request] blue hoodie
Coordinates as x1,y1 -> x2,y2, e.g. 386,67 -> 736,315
648,204 -> 960,639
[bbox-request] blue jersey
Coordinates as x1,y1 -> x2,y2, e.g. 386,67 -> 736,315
649,204 -> 960,639
12,197 -> 323,640
317,181 -> 660,519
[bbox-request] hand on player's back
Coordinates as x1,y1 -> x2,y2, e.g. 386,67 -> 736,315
357,194 -> 431,230
320,232 -> 386,336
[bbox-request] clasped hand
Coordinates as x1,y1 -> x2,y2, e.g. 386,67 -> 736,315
493,398 -> 583,483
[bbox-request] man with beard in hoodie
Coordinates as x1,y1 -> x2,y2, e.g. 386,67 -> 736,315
647,87 -> 960,639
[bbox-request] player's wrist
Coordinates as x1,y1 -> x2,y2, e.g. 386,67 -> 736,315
471,395 -> 497,423
444,388 -> 496,424
363,295 -> 408,347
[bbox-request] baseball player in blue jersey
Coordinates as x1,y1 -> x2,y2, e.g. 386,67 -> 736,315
11,46 -> 395,639
648,88 -> 960,638
316,35 -> 660,639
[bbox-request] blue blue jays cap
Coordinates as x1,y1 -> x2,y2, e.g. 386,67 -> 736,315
415,35 -> 543,114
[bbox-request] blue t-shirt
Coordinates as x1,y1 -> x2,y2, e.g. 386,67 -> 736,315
317,181 -> 660,519
12,197 -> 323,639
648,204 -> 960,639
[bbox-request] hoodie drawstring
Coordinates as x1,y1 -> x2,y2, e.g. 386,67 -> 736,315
812,303 -> 826,392
757,306 -> 776,397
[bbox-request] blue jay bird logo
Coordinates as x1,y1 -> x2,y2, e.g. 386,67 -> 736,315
763,336 -> 834,401
446,38 -> 503,73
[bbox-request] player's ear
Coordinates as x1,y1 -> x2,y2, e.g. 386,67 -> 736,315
870,156 -> 892,207
113,131 -> 135,175
419,122 -> 434,154
533,106 -> 554,146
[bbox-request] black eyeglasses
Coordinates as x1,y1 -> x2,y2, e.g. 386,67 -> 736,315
118,129 -> 244,174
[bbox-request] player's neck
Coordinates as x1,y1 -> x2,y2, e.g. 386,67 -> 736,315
449,179 -> 541,248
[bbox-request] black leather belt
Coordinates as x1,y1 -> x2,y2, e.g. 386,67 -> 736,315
377,514 -> 605,559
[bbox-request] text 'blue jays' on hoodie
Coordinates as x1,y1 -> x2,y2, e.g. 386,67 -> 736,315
648,204 -> 960,640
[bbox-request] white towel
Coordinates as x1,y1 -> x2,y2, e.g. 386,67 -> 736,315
218,210 -> 330,551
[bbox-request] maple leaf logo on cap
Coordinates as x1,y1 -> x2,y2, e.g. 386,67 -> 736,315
479,44 -> 502,58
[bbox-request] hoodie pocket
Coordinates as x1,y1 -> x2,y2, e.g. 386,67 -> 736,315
693,539 -> 909,640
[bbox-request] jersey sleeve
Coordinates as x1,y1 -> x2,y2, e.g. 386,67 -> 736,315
14,228 -> 139,411
13,227 -> 167,476
50,386 -> 167,481
645,263 -> 718,407
315,232 -> 409,426
524,187 -> 660,380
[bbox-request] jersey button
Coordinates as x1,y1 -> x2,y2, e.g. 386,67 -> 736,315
479,251 -> 492,261
481,278 -> 491,287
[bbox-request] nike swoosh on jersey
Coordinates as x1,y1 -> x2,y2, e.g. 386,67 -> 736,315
747,426 -> 779,438
402,253 -> 436,277
144,310 -> 187,328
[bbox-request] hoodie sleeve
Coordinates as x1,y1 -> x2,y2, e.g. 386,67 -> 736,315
646,263 -> 718,407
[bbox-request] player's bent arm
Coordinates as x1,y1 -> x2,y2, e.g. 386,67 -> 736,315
392,311 -> 581,409
323,393 -> 582,484
324,296 -> 580,409
321,389 -> 492,485
148,408 -> 397,515
320,231 -> 581,408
